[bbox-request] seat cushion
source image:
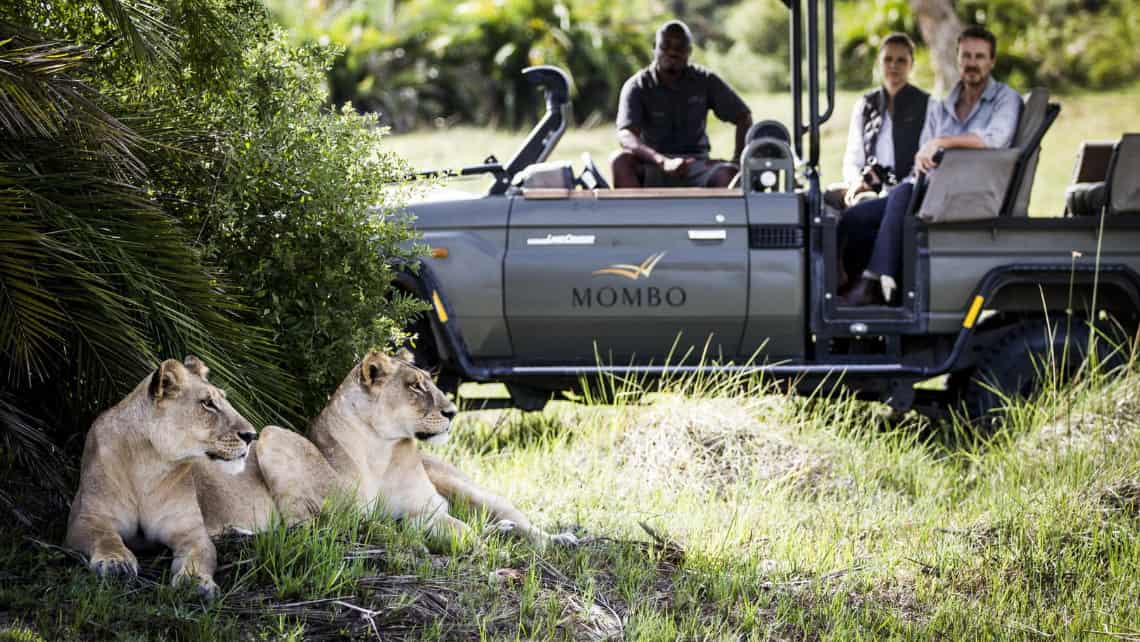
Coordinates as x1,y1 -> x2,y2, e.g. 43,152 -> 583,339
1065,181 -> 1107,216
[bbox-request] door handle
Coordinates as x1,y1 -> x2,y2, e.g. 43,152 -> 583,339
526,234 -> 596,246
688,229 -> 726,241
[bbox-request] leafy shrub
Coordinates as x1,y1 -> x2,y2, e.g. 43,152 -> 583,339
838,0 -> 1140,92
1,0 -> 422,523
0,2 -> 295,485
963,0 -> 1140,91
703,0 -> 791,93
714,0 -> 1138,95
138,19 -> 425,418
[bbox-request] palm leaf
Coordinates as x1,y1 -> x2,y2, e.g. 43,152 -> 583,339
0,392 -> 69,525
0,13 -> 299,439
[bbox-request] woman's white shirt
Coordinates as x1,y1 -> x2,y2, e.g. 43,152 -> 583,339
841,95 -> 896,185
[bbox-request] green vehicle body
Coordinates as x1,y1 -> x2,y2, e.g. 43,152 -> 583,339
395,2 -> 1139,419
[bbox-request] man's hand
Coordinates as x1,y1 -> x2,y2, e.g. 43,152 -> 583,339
914,139 -> 943,174
660,156 -> 695,176
844,181 -> 872,207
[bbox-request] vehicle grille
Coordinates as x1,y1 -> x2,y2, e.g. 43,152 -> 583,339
749,225 -> 804,249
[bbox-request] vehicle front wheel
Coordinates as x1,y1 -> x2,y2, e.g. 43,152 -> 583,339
950,316 -> 1126,430
403,312 -> 459,396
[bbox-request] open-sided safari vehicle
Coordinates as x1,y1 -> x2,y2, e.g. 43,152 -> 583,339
396,0 -> 1140,425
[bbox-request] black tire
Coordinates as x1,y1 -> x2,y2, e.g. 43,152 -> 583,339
950,317 -> 1126,430
505,383 -> 550,412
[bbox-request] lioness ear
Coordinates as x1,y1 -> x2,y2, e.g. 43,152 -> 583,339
360,351 -> 397,387
149,359 -> 187,401
183,355 -> 209,381
396,347 -> 415,364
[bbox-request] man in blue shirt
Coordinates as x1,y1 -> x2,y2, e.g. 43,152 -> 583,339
838,25 -> 1022,306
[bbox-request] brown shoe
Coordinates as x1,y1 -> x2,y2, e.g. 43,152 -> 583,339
836,276 -> 885,306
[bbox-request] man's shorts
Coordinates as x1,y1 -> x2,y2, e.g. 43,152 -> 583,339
640,157 -> 737,188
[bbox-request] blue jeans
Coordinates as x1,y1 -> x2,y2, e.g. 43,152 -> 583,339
838,181 -> 914,281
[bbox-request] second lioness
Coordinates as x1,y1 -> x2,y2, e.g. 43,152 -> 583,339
308,350 -> 577,548
197,351 -> 575,547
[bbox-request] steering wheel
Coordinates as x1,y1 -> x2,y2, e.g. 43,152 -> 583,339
576,152 -> 610,190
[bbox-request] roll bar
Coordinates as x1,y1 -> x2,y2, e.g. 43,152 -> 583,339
489,65 -> 572,195
413,65 -> 572,194
784,0 -> 835,177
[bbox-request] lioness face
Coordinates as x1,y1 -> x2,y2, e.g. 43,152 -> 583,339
357,351 -> 457,443
148,356 -> 257,464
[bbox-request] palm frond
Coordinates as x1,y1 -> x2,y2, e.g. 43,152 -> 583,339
0,392 -> 69,526
0,13 -> 299,435
93,0 -> 180,69
0,36 -> 145,176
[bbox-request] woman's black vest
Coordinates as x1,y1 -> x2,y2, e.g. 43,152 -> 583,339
861,83 -> 929,179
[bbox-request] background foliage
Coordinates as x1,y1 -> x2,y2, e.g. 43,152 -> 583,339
269,0 -> 1140,130
266,0 -> 658,131
0,0 -> 420,519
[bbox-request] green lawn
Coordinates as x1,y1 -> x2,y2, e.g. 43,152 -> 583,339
3,361 -> 1140,640
385,90 -> 1140,217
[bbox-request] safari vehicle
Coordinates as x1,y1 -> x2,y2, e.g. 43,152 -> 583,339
395,0 -> 1140,424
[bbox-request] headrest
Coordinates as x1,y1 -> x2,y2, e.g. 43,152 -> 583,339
743,120 -> 793,161
1014,87 -> 1049,148
745,120 -> 791,146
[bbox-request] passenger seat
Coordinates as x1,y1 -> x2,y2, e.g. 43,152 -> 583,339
1065,134 -> 1140,216
914,87 -> 1057,222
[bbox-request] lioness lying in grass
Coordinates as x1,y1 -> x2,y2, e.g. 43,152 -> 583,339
196,350 -> 575,549
65,356 -> 255,598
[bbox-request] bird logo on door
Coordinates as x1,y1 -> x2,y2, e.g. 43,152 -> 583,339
591,252 -> 667,280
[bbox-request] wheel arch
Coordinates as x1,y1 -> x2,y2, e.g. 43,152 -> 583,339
392,265 -> 478,380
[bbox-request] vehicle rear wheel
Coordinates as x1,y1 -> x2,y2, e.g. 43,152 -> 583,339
950,316 -> 1126,430
504,383 -> 550,412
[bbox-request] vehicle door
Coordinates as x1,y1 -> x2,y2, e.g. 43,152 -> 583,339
504,189 -> 749,364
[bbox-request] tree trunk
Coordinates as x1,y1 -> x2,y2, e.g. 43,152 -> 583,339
910,0 -> 963,95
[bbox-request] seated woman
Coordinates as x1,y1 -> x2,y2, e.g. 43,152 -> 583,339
826,33 -> 928,211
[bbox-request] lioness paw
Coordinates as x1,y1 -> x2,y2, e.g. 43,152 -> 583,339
91,553 -> 139,579
549,532 -> 580,548
173,568 -> 218,600
484,519 -> 518,537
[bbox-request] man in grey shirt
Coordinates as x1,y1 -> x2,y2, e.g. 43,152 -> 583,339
838,25 -> 1022,306
611,20 -> 752,188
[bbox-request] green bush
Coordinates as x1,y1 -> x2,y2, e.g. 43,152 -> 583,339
1,0 -> 423,521
964,0 -> 1140,91
703,0 -> 791,93
720,0 -> 1138,95
1,0 -> 295,489
835,0 -> 1140,92
144,30 -> 424,415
